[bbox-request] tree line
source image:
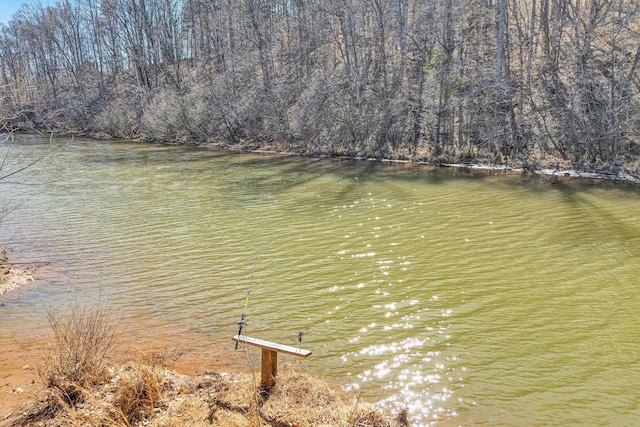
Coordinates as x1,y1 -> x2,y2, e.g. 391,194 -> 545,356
1,0 -> 639,173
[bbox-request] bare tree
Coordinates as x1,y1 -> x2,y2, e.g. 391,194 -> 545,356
0,0 -> 638,172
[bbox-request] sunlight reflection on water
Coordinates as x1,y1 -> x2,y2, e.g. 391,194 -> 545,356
2,137 -> 640,425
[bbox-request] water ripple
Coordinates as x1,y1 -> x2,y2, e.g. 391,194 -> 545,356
2,138 -> 640,425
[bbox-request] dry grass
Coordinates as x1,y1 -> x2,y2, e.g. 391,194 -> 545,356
11,304 -> 408,427
261,368 -> 342,425
13,366 -> 408,427
262,368 -> 407,427
114,359 -> 167,423
38,302 -> 120,406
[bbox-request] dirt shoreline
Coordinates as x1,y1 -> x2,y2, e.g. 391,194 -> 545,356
34,131 -> 640,183
193,141 -> 640,184
0,250 -> 35,296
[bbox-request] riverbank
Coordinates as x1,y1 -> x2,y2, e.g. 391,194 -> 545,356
0,250 -> 35,296
7,131 -> 640,184
1,333 -> 409,427
6,361 -> 407,426
180,139 -> 640,184
1,327 -> 407,427
0,253 -> 407,426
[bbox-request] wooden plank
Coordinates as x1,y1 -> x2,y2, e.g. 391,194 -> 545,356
261,348 -> 277,388
232,335 -> 312,357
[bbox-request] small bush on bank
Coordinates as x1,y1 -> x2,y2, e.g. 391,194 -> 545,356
96,98 -> 142,139
114,353 -> 171,423
38,302 -> 120,406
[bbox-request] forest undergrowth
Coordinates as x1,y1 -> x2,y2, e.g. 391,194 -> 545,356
2,0 -> 640,179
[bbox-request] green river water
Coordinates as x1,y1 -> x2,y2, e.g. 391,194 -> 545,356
1,136 -> 639,425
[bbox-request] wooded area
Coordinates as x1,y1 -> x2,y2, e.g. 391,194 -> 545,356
1,0 -> 639,173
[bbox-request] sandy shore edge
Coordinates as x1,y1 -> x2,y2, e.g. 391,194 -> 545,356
0,250 -> 36,296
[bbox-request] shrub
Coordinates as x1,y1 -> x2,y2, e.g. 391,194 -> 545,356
114,362 -> 167,423
96,98 -> 142,139
38,302 -> 120,406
